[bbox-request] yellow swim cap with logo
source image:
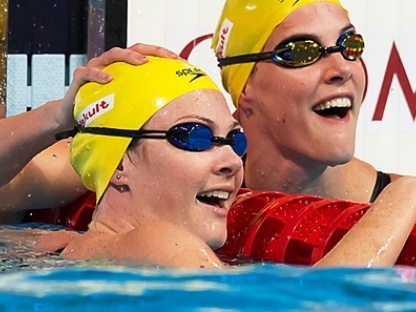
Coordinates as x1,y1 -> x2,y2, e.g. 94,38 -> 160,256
71,57 -> 220,203
212,0 -> 346,106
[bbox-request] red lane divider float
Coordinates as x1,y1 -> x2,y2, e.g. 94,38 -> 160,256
24,189 -> 416,266
217,190 -> 416,267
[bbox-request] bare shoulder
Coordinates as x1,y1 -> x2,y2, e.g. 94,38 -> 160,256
60,223 -> 224,269
116,223 -> 225,269
338,157 -> 378,201
389,172 -> 404,182
348,157 -> 377,173
350,157 -> 405,182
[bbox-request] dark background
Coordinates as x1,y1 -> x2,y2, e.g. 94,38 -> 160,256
7,0 -> 127,56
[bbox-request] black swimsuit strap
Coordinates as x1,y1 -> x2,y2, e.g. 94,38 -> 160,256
369,171 -> 392,203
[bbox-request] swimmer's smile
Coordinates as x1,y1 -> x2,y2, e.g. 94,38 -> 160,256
312,97 -> 352,119
196,190 -> 231,215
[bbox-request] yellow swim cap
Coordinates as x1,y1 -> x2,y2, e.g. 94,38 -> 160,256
212,0 -> 346,106
70,57 -> 220,203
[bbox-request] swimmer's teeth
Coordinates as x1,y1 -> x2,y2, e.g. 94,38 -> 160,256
314,98 -> 351,111
199,190 -> 230,200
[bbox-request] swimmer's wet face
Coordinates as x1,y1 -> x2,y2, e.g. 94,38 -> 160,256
211,0 -> 346,106
69,58 -> 244,250
70,58 -> 224,203
124,89 -> 244,250
239,2 -> 366,167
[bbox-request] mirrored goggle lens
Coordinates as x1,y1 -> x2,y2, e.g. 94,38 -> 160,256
339,33 -> 365,60
273,33 -> 364,67
167,123 -> 247,156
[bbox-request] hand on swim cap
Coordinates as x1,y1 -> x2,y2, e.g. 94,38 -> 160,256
58,44 -> 180,131
128,42 -> 180,60
58,65 -> 112,131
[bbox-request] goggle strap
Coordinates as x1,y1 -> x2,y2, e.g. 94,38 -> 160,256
55,124 -> 168,140
322,45 -> 343,55
211,136 -> 236,146
55,123 -> 247,156
218,51 -> 274,66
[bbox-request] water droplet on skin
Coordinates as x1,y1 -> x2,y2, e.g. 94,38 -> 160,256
27,193 -> 31,198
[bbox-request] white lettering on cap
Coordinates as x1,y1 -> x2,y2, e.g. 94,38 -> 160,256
77,93 -> 115,127
215,18 -> 233,58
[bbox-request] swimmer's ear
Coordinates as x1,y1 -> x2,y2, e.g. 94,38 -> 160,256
238,67 -> 257,118
238,86 -> 254,119
110,160 -> 127,187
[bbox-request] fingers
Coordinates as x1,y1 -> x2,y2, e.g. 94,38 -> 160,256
87,43 -> 180,69
80,43 -> 179,80
87,46 -> 149,68
69,43 -> 180,94
64,66 -> 112,107
127,43 -> 180,59
72,66 -> 113,85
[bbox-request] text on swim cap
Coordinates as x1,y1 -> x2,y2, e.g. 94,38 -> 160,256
77,93 -> 115,127
176,67 -> 207,82
215,18 -> 233,58
176,68 -> 203,76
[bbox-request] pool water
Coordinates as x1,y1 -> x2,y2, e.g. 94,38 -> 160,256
1,265 -> 416,311
0,224 -> 416,311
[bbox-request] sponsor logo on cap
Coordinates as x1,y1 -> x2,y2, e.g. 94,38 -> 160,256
176,67 -> 206,82
215,18 -> 233,58
77,93 -> 115,126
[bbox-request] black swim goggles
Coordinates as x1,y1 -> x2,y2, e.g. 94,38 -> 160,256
217,32 -> 365,68
56,122 -> 248,157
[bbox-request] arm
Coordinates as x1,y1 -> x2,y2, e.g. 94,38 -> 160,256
0,43 -> 179,187
0,139 -> 87,211
0,44 -> 178,215
316,176 -> 416,267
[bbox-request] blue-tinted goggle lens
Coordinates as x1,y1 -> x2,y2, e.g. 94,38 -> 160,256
56,123 -> 247,157
167,123 -> 247,156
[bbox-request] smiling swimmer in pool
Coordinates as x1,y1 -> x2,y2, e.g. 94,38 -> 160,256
35,57 -> 416,269
53,57 -> 245,268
